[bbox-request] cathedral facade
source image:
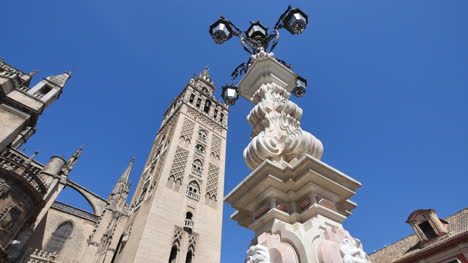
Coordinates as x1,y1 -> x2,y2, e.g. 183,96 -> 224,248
0,59 -> 227,263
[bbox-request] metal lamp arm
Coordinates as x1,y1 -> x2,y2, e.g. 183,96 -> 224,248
268,29 -> 280,52
240,38 -> 254,54
274,5 -> 292,30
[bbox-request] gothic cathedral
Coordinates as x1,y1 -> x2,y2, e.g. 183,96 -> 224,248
0,59 -> 228,263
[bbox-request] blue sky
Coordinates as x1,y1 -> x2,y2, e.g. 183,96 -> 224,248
2,0 -> 467,262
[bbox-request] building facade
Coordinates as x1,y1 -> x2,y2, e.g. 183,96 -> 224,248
112,69 -> 228,263
369,208 -> 468,263
0,59 -> 228,263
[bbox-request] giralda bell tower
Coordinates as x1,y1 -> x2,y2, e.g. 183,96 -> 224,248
114,69 -> 228,263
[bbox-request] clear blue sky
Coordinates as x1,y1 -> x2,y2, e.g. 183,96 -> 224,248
2,0 -> 467,262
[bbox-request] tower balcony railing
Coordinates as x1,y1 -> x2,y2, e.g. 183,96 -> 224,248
191,167 -> 202,176
0,71 -> 22,90
0,149 -> 46,195
23,248 -> 79,263
194,148 -> 205,157
16,85 -> 30,93
186,190 -> 200,201
184,218 -> 194,229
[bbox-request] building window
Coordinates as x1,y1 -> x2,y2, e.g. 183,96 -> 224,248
213,109 -> 218,119
45,221 -> 73,254
203,100 -> 211,113
220,113 -> 224,123
419,221 -> 438,240
189,94 -> 195,104
197,130 -> 207,142
196,98 -> 201,108
168,245 -> 178,263
34,85 -> 52,99
185,250 -> 193,263
186,181 -> 200,201
192,159 -> 203,176
184,212 -> 194,230
195,144 -> 205,156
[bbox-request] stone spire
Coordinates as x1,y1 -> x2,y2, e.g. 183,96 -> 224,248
108,158 -> 134,209
46,72 -> 71,87
196,66 -> 214,86
62,147 -> 83,176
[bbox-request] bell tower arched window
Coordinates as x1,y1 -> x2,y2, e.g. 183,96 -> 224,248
203,100 -> 211,113
168,245 -> 178,263
198,130 -> 207,142
195,144 -> 205,156
185,250 -> 193,263
192,159 -> 203,176
186,181 -> 200,201
184,211 -> 194,231
45,221 -> 73,253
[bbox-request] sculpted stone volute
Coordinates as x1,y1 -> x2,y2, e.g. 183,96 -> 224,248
339,238 -> 370,263
244,83 -> 323,170
245,244 -> 271,263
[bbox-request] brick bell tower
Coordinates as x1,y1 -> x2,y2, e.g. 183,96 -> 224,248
113,69 -> 228,263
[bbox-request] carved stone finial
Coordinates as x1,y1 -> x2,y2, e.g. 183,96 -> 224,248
243,83 -> 323,170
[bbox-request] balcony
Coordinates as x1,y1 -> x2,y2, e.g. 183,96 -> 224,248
191,166 -> 202,176
186,190 -> 200,201
0,149 -> 46,195
23,248 -> 79,263
184,219 -> 194,229
194,148 -> 205,157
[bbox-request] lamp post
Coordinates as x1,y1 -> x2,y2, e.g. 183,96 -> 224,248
210,5 -> 310,92
210,7 -> 371,263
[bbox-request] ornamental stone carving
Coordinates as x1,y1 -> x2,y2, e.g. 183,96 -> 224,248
245,244 -> 270,263
0,178 -> 10,199
244,83 -> 323,170
339,238 -> 369,263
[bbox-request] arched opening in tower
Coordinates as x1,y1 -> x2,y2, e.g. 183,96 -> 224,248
185,250 -> 193,263
168,245 -> 178,263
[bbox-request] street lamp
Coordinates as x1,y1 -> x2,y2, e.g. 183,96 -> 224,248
209,5 -> 308,55
292,75 -> 307,97
209,6 -> 310,105
209,17 -> 233,44
282,8 -> 308,35
221,85 -> 239,106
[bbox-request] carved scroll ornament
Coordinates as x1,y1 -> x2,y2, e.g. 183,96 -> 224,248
245,244 -> 271,263
244,83 -> 323,170
340,238 -> 370,263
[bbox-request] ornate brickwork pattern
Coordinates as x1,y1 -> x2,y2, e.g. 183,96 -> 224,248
187,107 -> 224,133
149,151 -> 167,195
168,147 -> 189,183
205,164 -> 219,199
188,232 -> 199,253
172,226 -> 184,248
210,135 -> 221,161
179,118 -> 195,143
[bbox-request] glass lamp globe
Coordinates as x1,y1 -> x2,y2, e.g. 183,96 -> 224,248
283,8 -> 308,35
221,85 -> 239,106
246,21 -> 268,41
209,18 -> 233,44
292,76 -> 307,97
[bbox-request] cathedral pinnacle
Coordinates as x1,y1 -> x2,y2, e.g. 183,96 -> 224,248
108,158 -> 134,207
118,157 -> 134,183
62,147 -> 83,176
196,67 -> 214,85
46,72 -> 72,88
